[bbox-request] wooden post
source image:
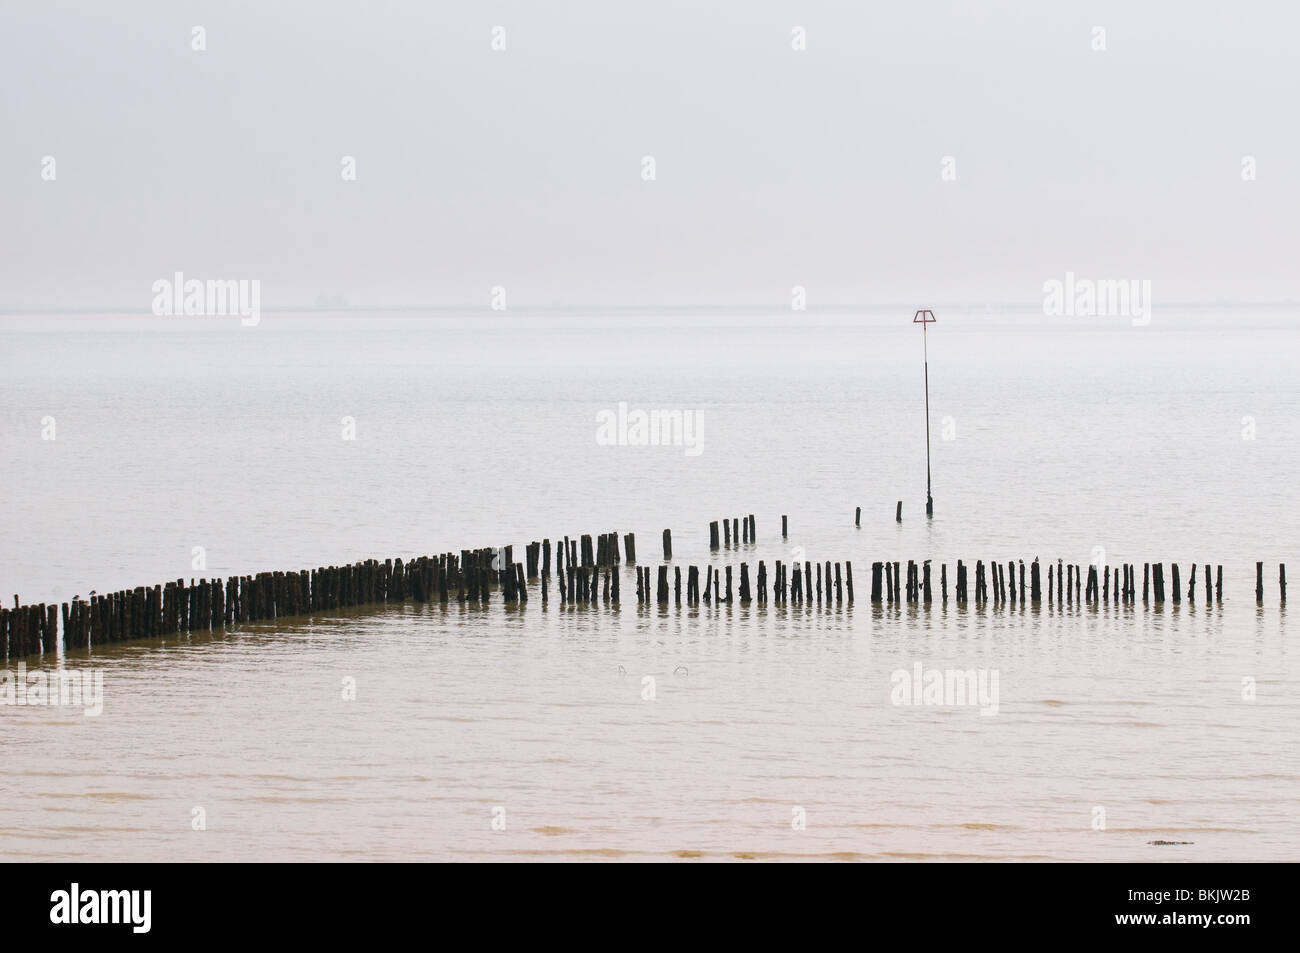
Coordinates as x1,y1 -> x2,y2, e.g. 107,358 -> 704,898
845,562 -> 854,603
782,515 -> 788,539
871,562 -> 883,603
662,529 -> 672,561
895,501 -> 902,523
709,522 -> 719,550
1280,564 -> 1287,604
855,507 -> 861,528
1171,563 -> 1180,604
1256,562 -> 1264,602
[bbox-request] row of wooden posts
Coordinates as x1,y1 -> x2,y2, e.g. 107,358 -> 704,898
0,526 -> 1289,661
709,516 -> 758,549
1,533 -> 632,662
627,558 -> 1287,609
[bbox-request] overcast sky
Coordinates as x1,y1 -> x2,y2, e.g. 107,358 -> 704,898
2,0 -> 1297,310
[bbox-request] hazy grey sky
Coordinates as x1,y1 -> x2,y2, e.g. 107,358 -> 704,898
2,0 -> 1297,309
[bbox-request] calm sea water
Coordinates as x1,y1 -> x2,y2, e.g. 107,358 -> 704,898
2,310 -> 1297,861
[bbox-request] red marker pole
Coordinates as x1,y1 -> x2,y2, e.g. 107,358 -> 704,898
913,310 -> 937,517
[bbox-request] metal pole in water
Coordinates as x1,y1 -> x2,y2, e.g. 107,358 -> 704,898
913,309 -> 936,516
